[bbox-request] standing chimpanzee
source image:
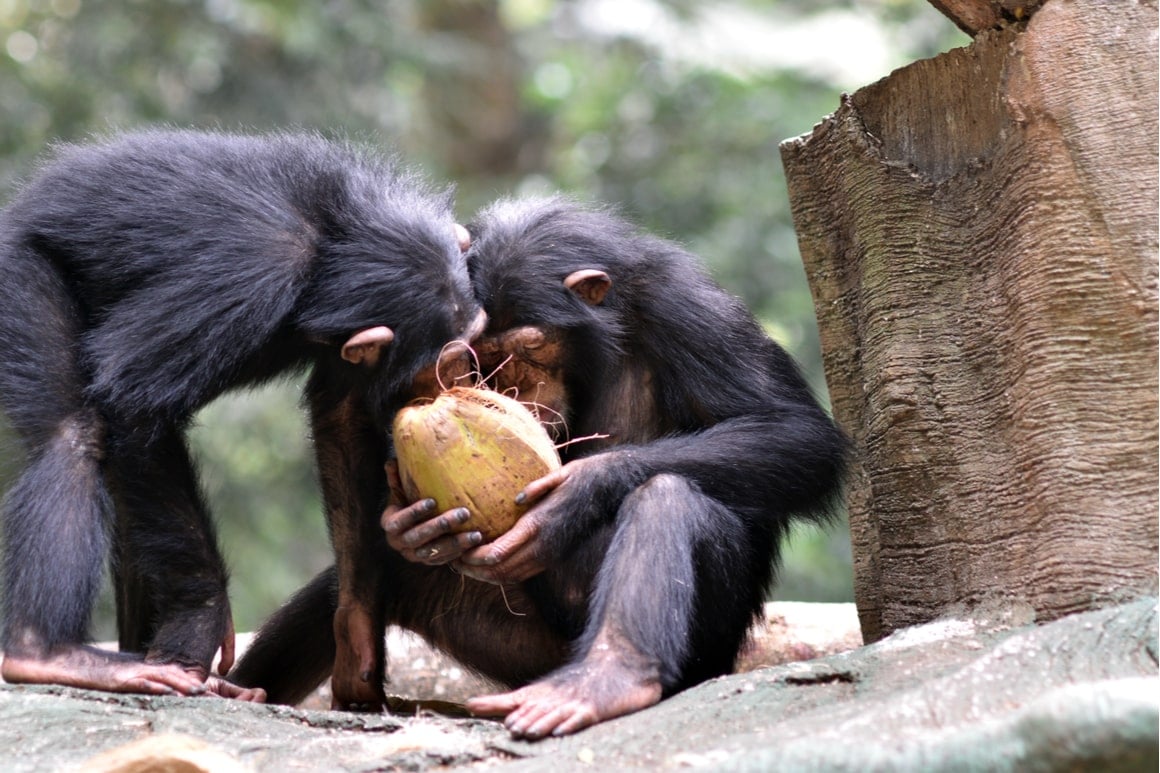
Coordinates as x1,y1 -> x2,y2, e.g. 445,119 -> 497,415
0,129 -> 482,700
229,197 -> 847,736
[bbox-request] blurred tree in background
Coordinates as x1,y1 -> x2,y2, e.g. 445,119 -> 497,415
0,0 -> 966,637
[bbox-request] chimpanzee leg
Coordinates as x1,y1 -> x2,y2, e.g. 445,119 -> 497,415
1,411 -> 112,663
306,376 -> 392,710
0,243 -> 103,657
232,554 -> 571,706
0,422 -> 235,697
103,424 -> 232,673
0,248 -> 214,695
230,566 -> 341,704
468,473 -> 759,738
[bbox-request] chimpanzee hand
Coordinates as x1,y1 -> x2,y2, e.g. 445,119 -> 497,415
455,452 -> 634,584
380,461 -> 483,565
450,507 -> 548,584
202,673 -> 267,702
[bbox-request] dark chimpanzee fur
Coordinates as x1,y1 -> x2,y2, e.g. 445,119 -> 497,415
0,129 -> 480,699
229,197 -> 847,735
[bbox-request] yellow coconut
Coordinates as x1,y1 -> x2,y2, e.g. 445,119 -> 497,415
392,386 -> 561,540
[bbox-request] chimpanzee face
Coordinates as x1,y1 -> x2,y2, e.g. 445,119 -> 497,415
472,325 -> 571,437
464,198 -> 629,437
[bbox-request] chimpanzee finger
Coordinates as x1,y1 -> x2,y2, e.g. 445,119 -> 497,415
514,467 -> 571,507
452,553 -> 540,584
410,530 -> 484,565
391,506 -> 472,549
204,676 -> 266,702
381,498 -> 439,541
460,511 -> 538,564
385,460 -> 406,505
456,517 -> 545,581
129,663 -> 211,696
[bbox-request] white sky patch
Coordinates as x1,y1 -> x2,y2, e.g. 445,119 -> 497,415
576,0 -> 903,89
6,29 -> 38,63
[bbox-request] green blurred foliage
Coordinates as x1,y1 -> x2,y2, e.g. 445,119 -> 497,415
0,0 -> 967,635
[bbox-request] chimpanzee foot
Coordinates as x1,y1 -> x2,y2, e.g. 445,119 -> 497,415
466,651 -> 662,739
331,603 -> 386,711
201,673 -> 267,701
1,645 -> 265,701
330,666 -> 386,712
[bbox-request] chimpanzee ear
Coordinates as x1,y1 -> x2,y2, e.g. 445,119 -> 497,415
454,223 -> 471,253
564,269 -> 612,306
341,325 -> 394,367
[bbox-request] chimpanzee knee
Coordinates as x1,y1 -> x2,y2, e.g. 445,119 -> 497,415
579,473 -> 756,691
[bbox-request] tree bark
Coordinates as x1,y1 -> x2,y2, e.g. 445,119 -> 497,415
927,1 -> 1045,34
781,0 -> 1158,643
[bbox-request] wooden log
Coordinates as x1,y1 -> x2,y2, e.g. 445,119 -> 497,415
781,0 -> 1158,642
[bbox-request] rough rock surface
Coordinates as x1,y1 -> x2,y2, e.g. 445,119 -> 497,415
1,599 -> 1155,771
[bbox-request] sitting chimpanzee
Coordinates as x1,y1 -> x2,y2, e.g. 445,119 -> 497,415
0,130 -> 482,700
230,197 -> 847,736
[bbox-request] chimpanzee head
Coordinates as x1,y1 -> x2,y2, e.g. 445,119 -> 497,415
464,196 -> 657,427
295,160 -> 484,417
465,196 -> 639,345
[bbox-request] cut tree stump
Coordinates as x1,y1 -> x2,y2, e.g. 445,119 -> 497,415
927,0 -> 1045,34
782,0 -> 1158,643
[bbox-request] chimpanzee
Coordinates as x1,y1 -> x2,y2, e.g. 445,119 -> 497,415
229,197 -> 847,735
0,129 -> 483,700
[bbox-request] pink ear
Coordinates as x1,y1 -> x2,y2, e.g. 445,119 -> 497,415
454,223 -> 471,253
564,269 -> 612,306
464,307 -> 488,342
341,326 -> 395,366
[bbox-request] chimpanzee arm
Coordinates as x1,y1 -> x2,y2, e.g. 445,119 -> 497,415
559,411 -> 835,533
455,396 -> 845,586
305,368 -> 391,711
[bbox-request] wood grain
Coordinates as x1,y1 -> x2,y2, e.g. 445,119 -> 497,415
782,0 -> 1158,642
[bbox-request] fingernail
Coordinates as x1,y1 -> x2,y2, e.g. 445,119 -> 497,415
515,492 -> 526,505
422,499 -> 437,511
469,531 -> 483,545
456,508 -> 471,523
